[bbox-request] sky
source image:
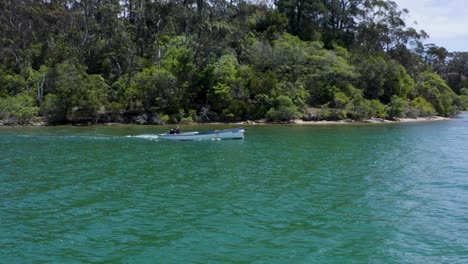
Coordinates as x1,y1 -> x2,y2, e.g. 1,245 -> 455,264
393,0 -> 468,52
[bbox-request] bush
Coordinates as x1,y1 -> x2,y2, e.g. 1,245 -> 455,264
345,92 -> 371,120
266,95 -> 300,121
368,99 -> 387,118
459,95 -> 468,111
41,94 -> 66,123
333,91 -> 350,108
251,94 -> 272,120
222,99 -> 250,121
461,88 -> 468,96
416,71 -> 458,117
387,96 -> 409,119
181,116 -> 194,123
313,108 -> 347,121
410,97 -> 436,117
177,109 -> 198,123
160,114 -> 170,123
106,102 -> 124,114
0,94 -> 39,125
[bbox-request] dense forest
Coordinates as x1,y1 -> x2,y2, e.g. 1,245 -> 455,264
1,0 -> 467,125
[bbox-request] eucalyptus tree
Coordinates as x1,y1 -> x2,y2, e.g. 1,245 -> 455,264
443,52 -> 468,94
42,62 -> 108,123
320,0 -> 362,49
354,0 -> 428,77
0,0 -> 52,77
275,0 -> 325,40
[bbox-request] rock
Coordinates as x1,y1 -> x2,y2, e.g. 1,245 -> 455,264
133,114 -> 147,125
148,115 -> 165,125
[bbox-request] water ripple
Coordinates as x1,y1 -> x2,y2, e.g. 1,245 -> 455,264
1,116 -> 468,262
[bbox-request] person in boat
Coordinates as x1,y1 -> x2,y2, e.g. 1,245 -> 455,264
169,125 -> 180,134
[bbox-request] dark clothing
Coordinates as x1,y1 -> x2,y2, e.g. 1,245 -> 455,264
169,127 -> 180,134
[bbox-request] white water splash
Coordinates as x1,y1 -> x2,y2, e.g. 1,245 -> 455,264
128,134 -> 160,140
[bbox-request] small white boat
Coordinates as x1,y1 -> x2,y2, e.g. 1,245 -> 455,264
158,128 -> 245,141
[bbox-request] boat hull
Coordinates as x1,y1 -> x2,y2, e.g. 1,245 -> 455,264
158,128 -> 245,141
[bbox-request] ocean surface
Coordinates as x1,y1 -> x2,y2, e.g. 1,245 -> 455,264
1,114 -> 468,263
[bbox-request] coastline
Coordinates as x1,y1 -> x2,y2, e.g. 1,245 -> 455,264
0,116 -> 454,127
288,116 -> 452,125
176,116 -> 453,126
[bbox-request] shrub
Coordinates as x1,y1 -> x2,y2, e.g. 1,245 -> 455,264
368,99 -> 387,118
333,91 -> 350,108
222,99 -> 250,121
461,88 -> 468,96
387,96 -> 409,118
416,72 -> 458,117
41,94 -> 65,123
181,116 -> 194,123
345,92 -> 371,120
0,94 -> 39,125
314,108 -> 347,121
106,102 -> 124,114
459,95 -> 468,111
410,97 -> 436,117
266,95 -> 300,121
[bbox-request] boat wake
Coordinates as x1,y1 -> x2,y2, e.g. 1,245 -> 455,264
126,134 -> 160,140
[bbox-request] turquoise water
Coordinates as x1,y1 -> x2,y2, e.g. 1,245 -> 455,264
1,115 -> 468,263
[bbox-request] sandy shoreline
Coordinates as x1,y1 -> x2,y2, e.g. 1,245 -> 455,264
0,116 -> 453,127
182,116 -> 453,126
287,116 -> 451,125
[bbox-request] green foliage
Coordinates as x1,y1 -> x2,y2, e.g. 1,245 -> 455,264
207,54 -> 251,116
274,81 -> 308,111
382,62 -> 415,103
345,91 -> 372,120
443,52 -> 468,93
333,90 -> 350,108
266,95 -> 300,121
409,97 -> 436,117
302,46 -> 358,106
460,88 -> 468,96
388,96 -> 410,119
161,38 -> 196,83
368,100 -> 388,119
357,56 -> 388,100
321,109 -> 347,121
159,114 -> 170,123
26,66 -> 49,102
252,94 -> 273,120
131,67 -> 178,112
212,55 -> 240,96
0,94 -> 39,125
416,72 -> 459,117
0,70 -> 26,97
249,70 -> 278,96
250,10 -> 288,40
0,0 -> 460,124
175,109 -> 198,123
106,102 -> 124,115
44,62 -> 108,122
41,94 -> 64,123
460,95 -> 468,111
356,56 -> 415,104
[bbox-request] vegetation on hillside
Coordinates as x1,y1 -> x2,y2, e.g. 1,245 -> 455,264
0,0 -> 466,125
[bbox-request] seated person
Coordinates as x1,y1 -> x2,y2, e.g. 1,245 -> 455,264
169,125 -> 180,134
